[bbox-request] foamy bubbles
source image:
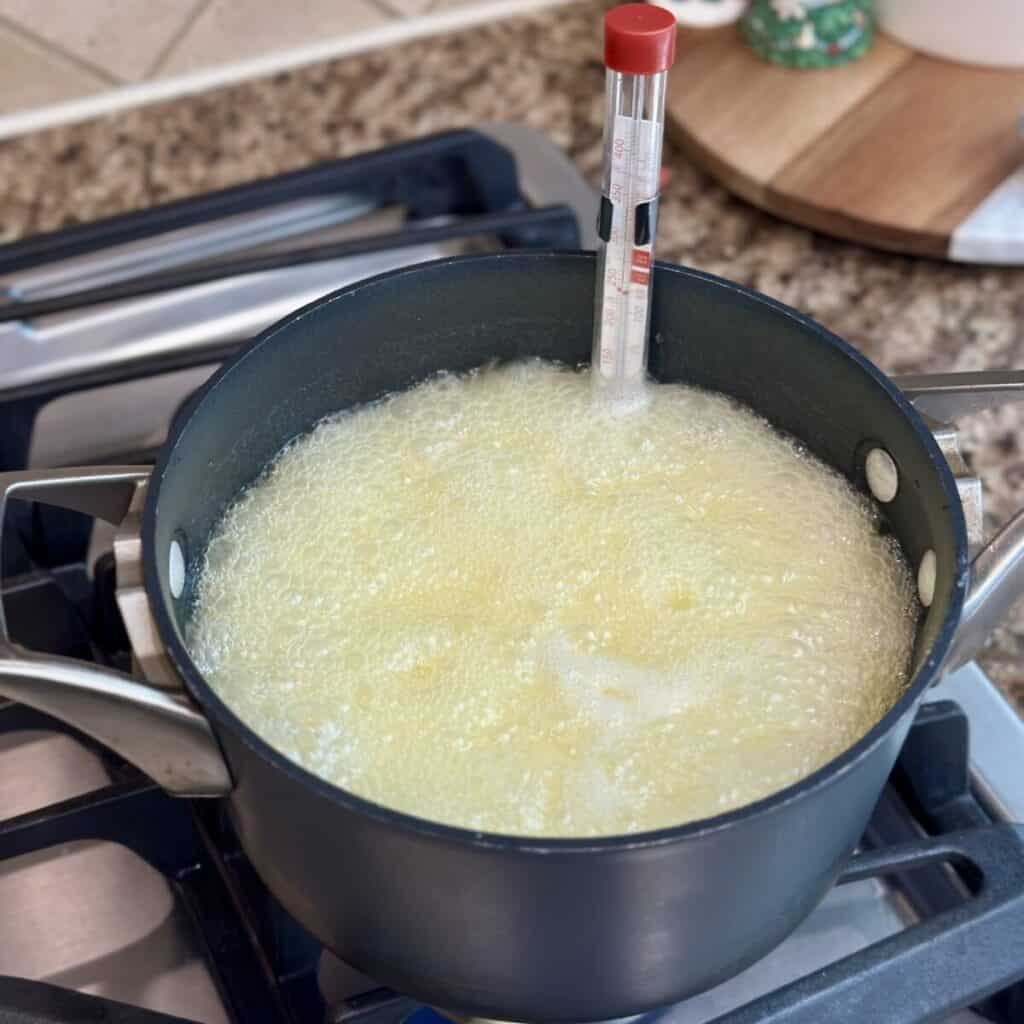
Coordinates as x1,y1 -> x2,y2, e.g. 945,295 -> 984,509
188,361 -> 917,837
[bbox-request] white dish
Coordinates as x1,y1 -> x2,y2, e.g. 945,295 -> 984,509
876,0 -> 1024,69
650,0 -> 748,29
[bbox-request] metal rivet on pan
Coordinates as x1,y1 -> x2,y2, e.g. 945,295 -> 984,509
865,448 -> 899,503
918,550 -> 937,608
169,538 -> 186,599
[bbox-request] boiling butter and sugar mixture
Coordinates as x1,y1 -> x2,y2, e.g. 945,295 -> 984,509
189,360 -> 917,837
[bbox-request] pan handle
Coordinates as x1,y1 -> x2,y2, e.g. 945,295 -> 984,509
944,506 -> 1024,673
896,370 -> 1024,422
895,371 -> 1024,673
0,467 -> 232,797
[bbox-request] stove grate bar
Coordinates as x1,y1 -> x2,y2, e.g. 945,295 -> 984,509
709,825 -> 1024,1023
0,974 -> 198,1023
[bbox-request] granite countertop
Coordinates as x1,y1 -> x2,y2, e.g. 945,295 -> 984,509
2,0 -> 1022,709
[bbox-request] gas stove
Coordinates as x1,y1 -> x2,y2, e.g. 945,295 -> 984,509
0,126 -> 1023,1024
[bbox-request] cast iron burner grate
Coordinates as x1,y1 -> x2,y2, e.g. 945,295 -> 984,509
0,564 -> 1023,1024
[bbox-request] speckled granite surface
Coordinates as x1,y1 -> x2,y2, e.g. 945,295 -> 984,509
2,0 -> 1022,708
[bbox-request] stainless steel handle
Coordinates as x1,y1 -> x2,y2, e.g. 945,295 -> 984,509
945,509 -> 1024,672
1,195 -> 375,300
0,466 -> 232,797
895,370 -> 1024,423
895,371 -> 1024,672
0,222 -> 433,402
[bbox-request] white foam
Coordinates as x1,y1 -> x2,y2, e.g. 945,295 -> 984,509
189,361 -> 917,837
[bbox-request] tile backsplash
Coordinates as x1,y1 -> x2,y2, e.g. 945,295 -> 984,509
0,0 -> 579,122
0,0 -> 205,82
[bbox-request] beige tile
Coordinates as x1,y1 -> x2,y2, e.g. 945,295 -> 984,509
0,21 -> 107,115
0,0 -> 206,82
380,0 -> 433,14
387,0 -> 572,16
159,0 -> 393,76
427,0 -> 579,11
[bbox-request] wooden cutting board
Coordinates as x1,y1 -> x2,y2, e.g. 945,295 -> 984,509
665,27 -> 1024,263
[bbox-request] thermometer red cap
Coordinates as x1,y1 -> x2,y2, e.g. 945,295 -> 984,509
604,4 -> 677,75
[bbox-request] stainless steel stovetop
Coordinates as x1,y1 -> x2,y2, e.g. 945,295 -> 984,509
0,125 -> 1022,1024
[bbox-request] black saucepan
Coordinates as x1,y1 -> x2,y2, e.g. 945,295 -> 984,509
1,252 -> 1022,1023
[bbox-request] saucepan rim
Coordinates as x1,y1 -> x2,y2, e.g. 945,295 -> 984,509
142,250 -> 970,853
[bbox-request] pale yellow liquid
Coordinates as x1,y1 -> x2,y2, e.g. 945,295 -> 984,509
189,361 -> 917,837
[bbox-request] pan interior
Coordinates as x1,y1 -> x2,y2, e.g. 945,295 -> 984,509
144,252 -> 966,830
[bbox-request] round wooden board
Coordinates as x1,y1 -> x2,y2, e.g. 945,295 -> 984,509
665,26 -> 1024,264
